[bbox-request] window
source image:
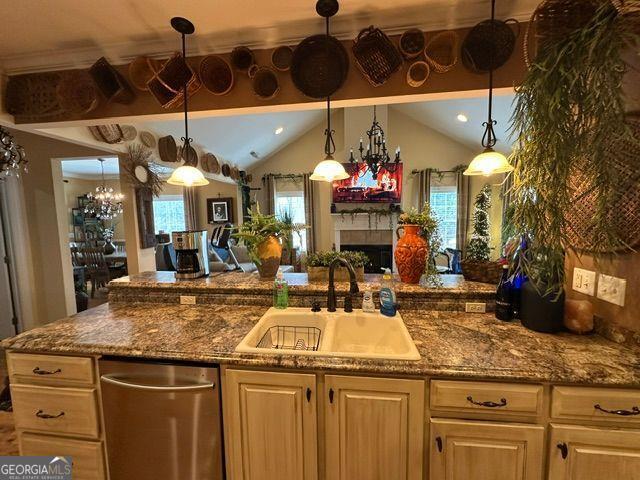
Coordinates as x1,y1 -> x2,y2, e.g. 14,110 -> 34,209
275,192 -> 307,252
152,195 -> 185,234
430,185 -> 457,250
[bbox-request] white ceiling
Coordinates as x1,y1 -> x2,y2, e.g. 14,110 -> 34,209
142,109 -> 325,170
61,157 -> 120,179
0,0 -> 539,73
394,93 -> 516,154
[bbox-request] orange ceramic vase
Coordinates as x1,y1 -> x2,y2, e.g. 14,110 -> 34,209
394,225 -> 428,284
256,235 -> 282,279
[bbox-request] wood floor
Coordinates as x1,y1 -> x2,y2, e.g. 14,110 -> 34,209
0,355 -> 19,455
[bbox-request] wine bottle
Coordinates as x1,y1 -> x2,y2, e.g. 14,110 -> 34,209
495,264 -> 513,321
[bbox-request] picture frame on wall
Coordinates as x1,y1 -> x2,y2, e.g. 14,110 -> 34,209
72,208 -> 84,226
207,197 -> 234,224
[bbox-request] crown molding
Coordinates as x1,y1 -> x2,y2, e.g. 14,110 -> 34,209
0,11 -> 533,75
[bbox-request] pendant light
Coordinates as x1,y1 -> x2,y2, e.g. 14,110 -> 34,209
463,0 -> 514,177
166,17 -> 209,187
310,0 -> 349,183
84,158 -> 124,220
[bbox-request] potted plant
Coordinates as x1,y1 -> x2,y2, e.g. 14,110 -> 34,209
306,250 -> 369,282
395,203 -> 440,285
233,207 -> 295,279
461,184 -> 502,283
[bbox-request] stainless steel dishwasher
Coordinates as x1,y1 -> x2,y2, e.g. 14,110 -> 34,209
99,358 -> 224,480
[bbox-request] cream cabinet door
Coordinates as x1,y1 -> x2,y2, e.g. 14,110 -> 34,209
224,369 -> 317,480
325,375 -> 425,480
549,424 -> 640,480
430,418 -> 544,480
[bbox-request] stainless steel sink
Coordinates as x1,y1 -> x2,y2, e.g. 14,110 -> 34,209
235,307 -> 420,361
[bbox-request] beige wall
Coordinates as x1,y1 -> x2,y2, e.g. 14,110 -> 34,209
11,130 -> 111,326
62,177 -> 126,240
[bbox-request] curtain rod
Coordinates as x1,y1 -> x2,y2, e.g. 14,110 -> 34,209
411,168 -> 458,175
262,173 -> 309,181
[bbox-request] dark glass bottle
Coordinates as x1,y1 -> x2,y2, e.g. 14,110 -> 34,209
495,265 -> 513,321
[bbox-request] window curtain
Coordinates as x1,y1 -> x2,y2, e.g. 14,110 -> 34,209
417,168 -> 432,211
262,174 -> 277,215
455,171 -> 471,253
303,173 -> 317,253
501,172 -> 514,219
183,186 -> 198,231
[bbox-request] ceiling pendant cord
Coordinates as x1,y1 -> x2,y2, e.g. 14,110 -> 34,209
324,96 -> 336,158
181,31 -> 191,150
481,0 -> 498,150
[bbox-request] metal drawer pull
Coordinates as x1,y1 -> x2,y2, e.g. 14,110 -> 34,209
436,436 -> 443,453
306,388 -> 312,402
36,410 -> 65,419
32,367 -> 62,375
466,395 -> 507,408
557,442 -> 568,459
594,404 -> 640,416
329,388 -> 335,404
101,375 -> 215,392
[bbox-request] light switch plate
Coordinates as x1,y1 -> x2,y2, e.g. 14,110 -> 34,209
465,302 -> 486,313
596,274 -> 626,307
180,295 -> 197,305
572,268 -> 596,296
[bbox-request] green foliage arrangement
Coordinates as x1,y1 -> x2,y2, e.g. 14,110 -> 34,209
306,250 -> 370,268
233,206 -> 295,265
466,184 -> 492,262
398,202 -> 442,285
509,0 -> 639,297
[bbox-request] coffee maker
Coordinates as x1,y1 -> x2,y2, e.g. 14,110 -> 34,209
172,230 -> 209,279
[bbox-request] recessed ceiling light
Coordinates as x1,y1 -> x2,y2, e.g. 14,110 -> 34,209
275,127 -> 284,135
457,114 -> 468,123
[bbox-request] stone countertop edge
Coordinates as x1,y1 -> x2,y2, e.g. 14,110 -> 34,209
2,303 -> 640,388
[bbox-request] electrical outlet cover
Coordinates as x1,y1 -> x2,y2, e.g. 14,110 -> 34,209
465,303 -> 486,313
572,268 -> 596,296
180,295 -> 197,305
596,274 -> 626,307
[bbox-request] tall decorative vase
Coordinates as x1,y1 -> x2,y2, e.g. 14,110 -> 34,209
256,235 -> 282,279
394,225 -> 428,284
103,240 -> 116,255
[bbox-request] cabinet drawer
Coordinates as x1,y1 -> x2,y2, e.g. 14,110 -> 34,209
431,380 -> 543,416
11,384 -> 100,438
7,353 -> 94,386
20,433 -> 106,480
552,386 -> 640,424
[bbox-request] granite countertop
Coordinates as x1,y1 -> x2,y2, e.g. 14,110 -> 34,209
3,302 -> 640,386
109,271 -> 496,298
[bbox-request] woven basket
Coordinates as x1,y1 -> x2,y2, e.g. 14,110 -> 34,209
129,56 -> 161,91
200,55 -> 234,96
271,46 -> 294,71
56,70 -> 100,115
461,19 -> 520,73
88,125 -> 124,144
406,61 -> 430,88
353,26 -> 403,86
565,115 -> 640,252
460,260 -> 502,284
89,57 -> 135,104
230,46 -> 255,73
249,66 -> 280,100
399,29 -> 426,60
5,73 -> 65,122
147,53 -> 201,109
424,30 -> 459,73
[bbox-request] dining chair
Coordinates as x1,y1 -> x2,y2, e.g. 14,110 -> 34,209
82,247 -> 111,298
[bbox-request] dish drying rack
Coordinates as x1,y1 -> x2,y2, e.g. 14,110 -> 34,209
257,326 -> 321,352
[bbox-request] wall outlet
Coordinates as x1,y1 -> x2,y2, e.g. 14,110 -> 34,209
597,274 -> 626,307
180,295 -> 197,305
465,302 -> 486,313
572,268 -> 596,296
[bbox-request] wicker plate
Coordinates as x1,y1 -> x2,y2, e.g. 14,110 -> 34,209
88,125 -> 124,144
291,34 -> 349,98
353,26 -> 402,87
221,164 -> 231,177
139,131 -> 156,149
566,116 -> 640,252
201,153 -> 220,174
200,55 -> 234,95
158,135 -> 178,162
121,125 -> 138,142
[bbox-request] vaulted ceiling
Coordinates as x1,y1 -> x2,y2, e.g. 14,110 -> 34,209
0,0 -> 539,73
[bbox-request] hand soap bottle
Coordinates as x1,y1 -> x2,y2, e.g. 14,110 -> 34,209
379,268 -> 397,317
273,271 -> 288,309
362,288 -> 375,313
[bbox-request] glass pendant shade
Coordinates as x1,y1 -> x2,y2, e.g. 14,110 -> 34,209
463,148 -> 513,176
167,165 -> 210,186
310,156 -> 349,182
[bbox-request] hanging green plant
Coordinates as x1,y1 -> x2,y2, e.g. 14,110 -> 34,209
509,0 -> 640,297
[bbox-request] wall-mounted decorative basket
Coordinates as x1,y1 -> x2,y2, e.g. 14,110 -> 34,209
399,28 -> 426,60
462,19 -> 520,73
271,46 -> 294,71
230,46 -> 255,73
147,52 -> 201,109
88,57 -> 135,104
88,124 -> 124,144
200,55 -> 234,96
5,73 -> 65,122
353,26 -> 403,87
129,56 -> 162,91
424,30 -> 459,73
56,70 -> 100,115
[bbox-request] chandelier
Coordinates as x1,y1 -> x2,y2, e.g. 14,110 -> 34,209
0,126 -> 28,177
348,106 -> 401,180
84,159 -> 124,220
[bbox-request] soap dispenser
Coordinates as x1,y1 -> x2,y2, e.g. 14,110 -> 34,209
379,268 -> 397,317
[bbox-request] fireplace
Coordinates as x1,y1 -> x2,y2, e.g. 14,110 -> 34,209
340,244 -> 393,273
